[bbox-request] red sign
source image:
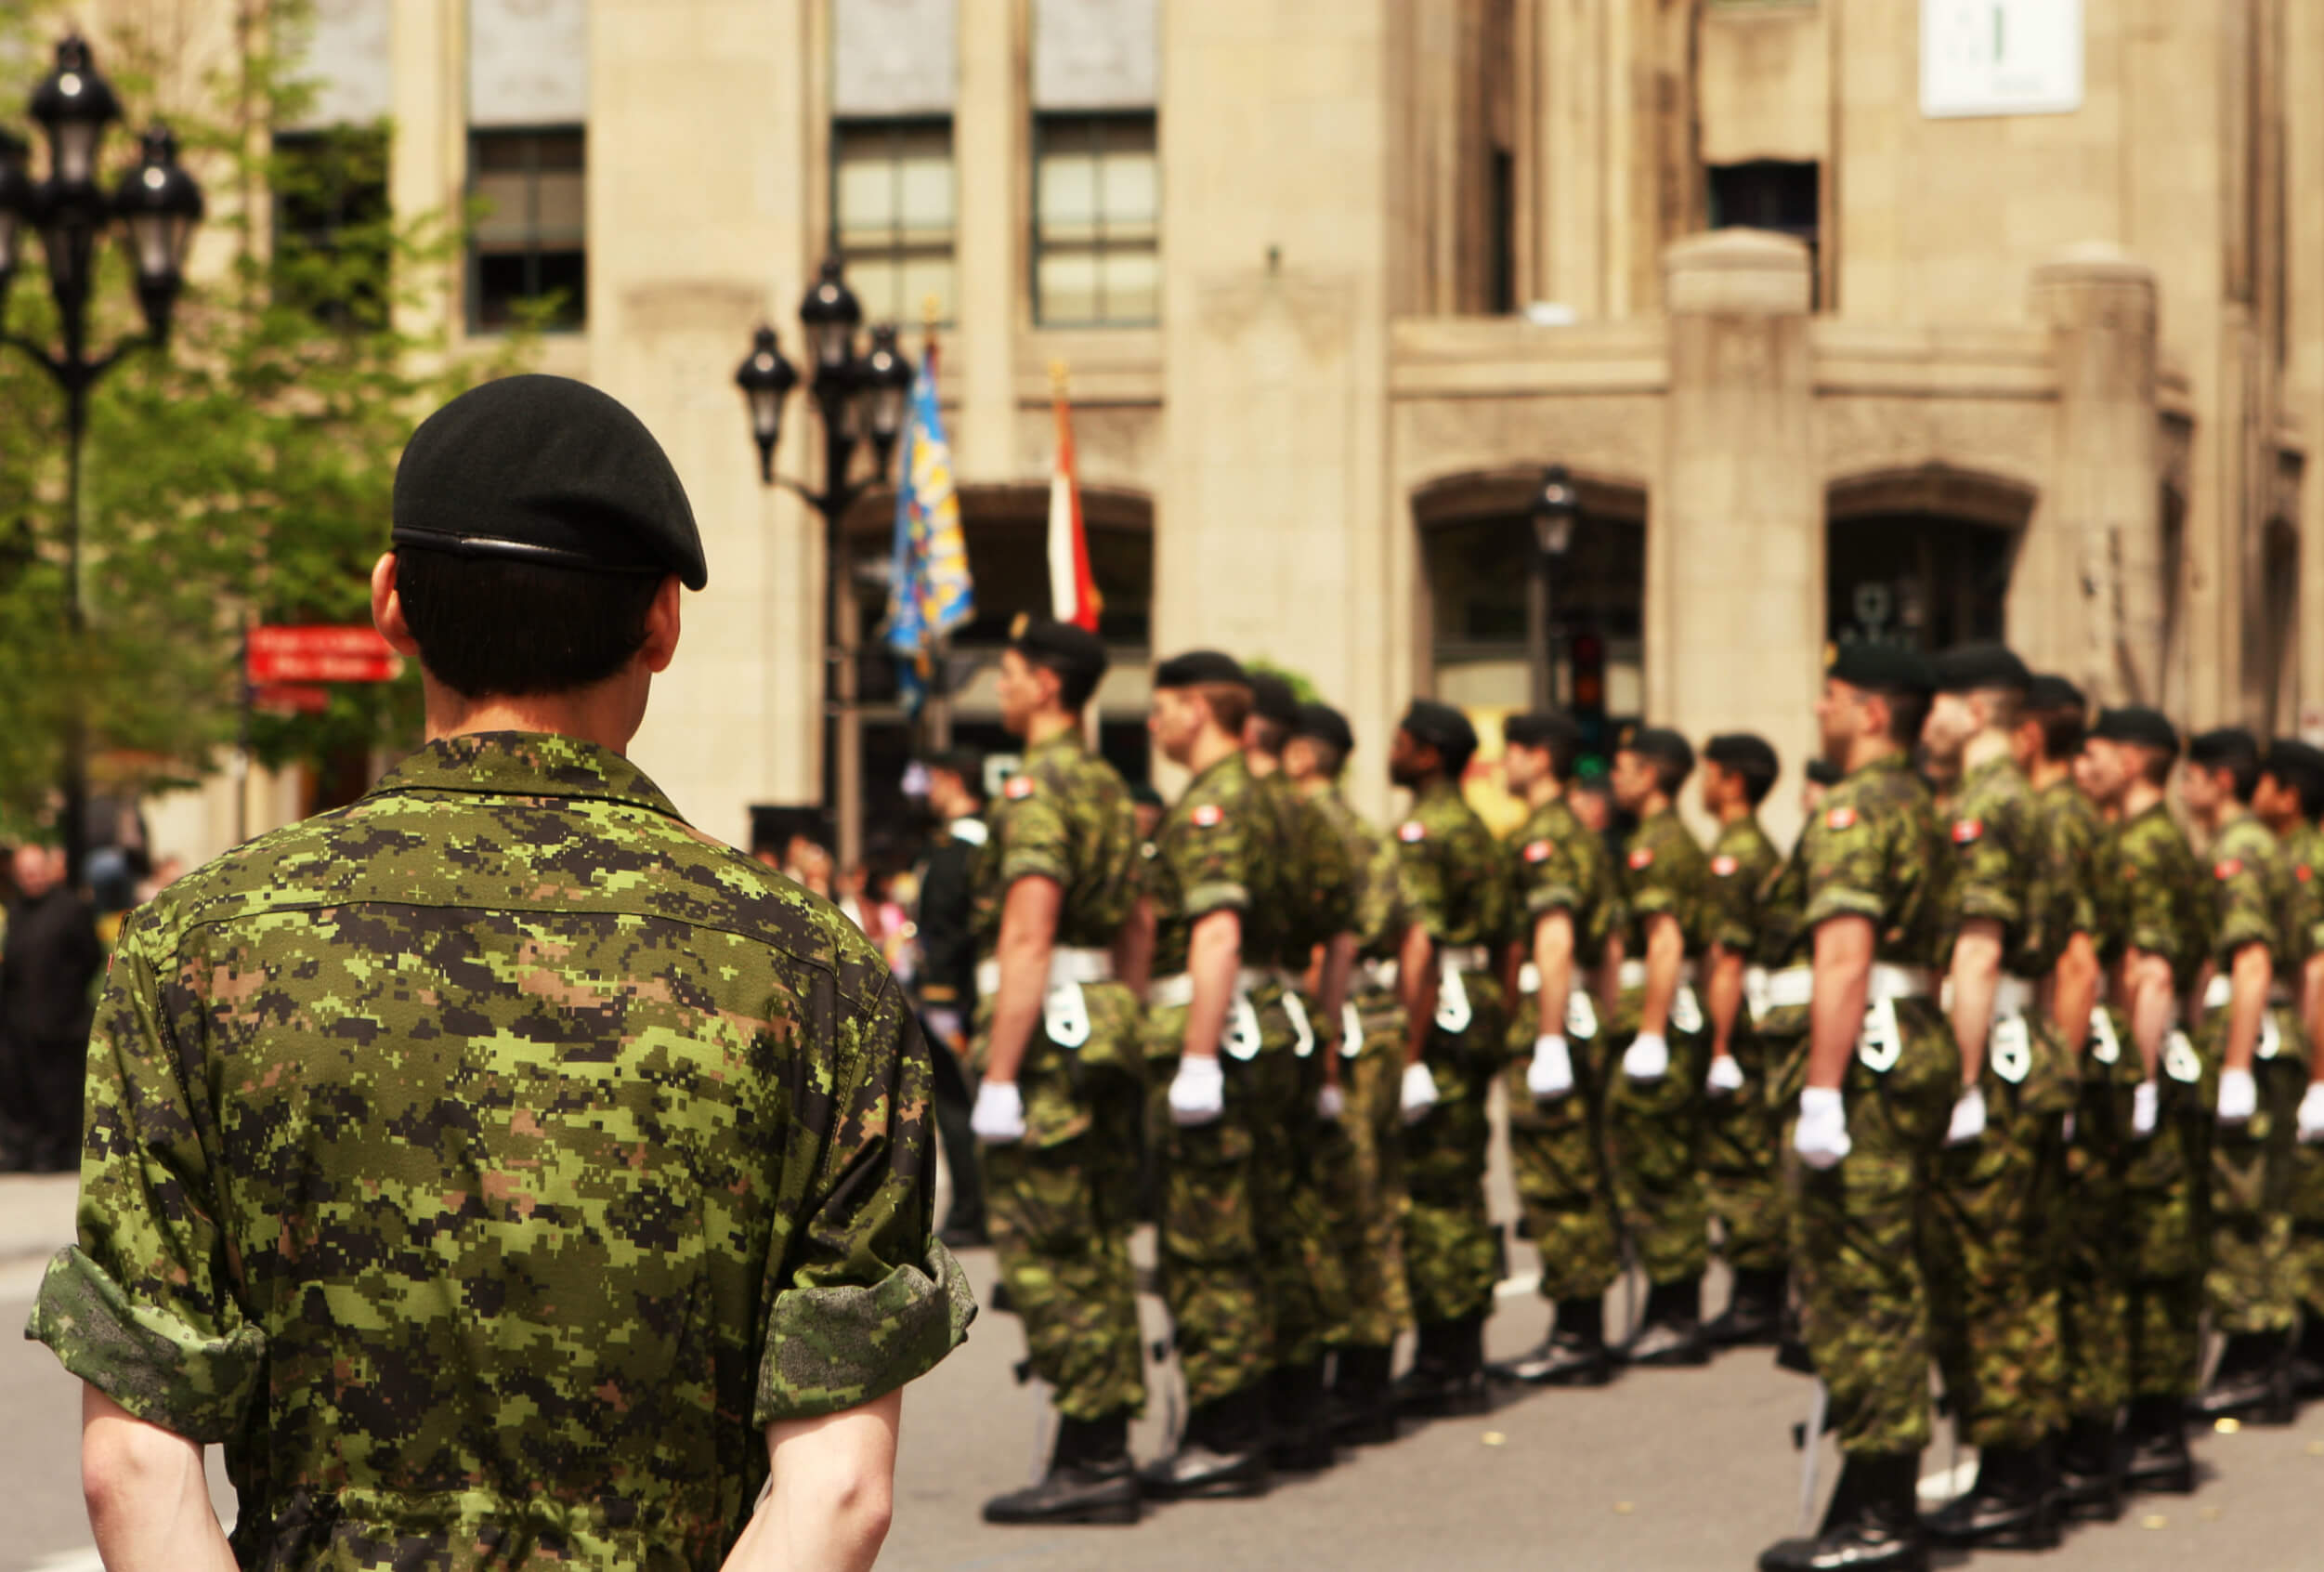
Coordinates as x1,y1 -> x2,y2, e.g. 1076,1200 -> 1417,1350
253,684 -> 333,715
247,625 -> 402,685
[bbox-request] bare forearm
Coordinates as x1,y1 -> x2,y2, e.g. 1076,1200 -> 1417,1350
1534,912 -> 1575,1042
1639,915 -> 1681,1036
1807,919 -> 1873,1091
1400,922 -> 1435,1067
1706,945 -> 1744,1057
2125,950 -> 2174,1079
2305,954 -> 2324,1088
2050,932 -> 2100,1048
727,1392 -> 901,1572
2226,943 -> 2271,1074
982,880 -> 1061,1084
1113,897 -> 1155,1002
81,1390 -> 234,1572
1948,921 -> 2004,1086
1182,912 -> 1241,1060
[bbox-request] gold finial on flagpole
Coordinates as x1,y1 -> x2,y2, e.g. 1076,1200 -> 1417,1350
1048,359 -> 1070,400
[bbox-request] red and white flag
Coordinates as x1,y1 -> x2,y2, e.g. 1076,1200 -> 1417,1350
1048,378 -> 1102,632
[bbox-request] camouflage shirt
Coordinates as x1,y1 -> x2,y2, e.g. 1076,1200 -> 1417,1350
1508,796 -> 1623,956
1942,753 -> 2066,976
1800,751 -> 1950,965
1148,751 -> 1284,977
1304,783 -> 1407,961
2278,821 -> 2324,964
1706,815 -> 1782,956
1395,779 -> 1510,950
2207,810 -> 2288,968
27,735 -> 972,1572
2099,799 -> 2207,990
970,727 -> 1139,954
2033,778 -> 2105,962
1620,806 -> 1712,960
1257,769 -> 1356,969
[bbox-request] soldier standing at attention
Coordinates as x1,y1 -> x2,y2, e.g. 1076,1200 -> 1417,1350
1138,651 -> 1295,1499
2180,727 -> 2302,1423
1284,701 -> 1418,1445
1493,711 -> 1626,1388
2278,741 -> 2324,1400
1387,701 -> 1512,1418
29,376 -> 973,1572
1757,645 -> 1954,1572
968,620 -> 1151,1526
915,748 -> 989,1249
1697,733 -> 1789,1348
2078,708 -> 2208,1495
1606,727 -> 1716,1365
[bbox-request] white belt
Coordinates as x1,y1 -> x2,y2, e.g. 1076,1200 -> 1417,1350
1937,975 -> 2035,1016
1439,944 -> 1492,974
1763,963 -> 1933,1007
1147,966 -> 1274,1010
1519,962 -> 1541,993
1359,958 -> 1401,991
1764,966 -> 1814,1010
2201,975 -> 2297,1011
1616,959 -> 1700,991
975,947 -> 1114,998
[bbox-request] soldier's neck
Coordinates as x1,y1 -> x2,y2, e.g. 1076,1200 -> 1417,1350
1963,729 -> 2015,777
1637,791 -> 1672,820
1184,728 -> 1241,778
1247,750 -> 1282,779
1716,798 -> 1753,827
2029,756 -> 2073,792
1023,710 -> 1079,750
2122,779 -> 2166,819
1843,735 -> 1900,775
422,676 -> 644,756
1525,777 -> 1565,810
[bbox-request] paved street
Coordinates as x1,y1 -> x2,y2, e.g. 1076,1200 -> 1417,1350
7,1160 -> 2324,1571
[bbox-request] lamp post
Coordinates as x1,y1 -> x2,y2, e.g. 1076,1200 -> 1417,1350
1527,464 -> 1580,712
736,258 -> 916,868
0,37 -> 204,881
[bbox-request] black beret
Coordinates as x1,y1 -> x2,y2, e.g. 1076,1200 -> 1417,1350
1704,732 -> 1778,779
393,374 -> 706,590
2265,739 -> 2324,783
1399,700 -> 1476,759
1931,641 -> 2032,694
2090,707 -> 2177,754
1011,616 -> 1107,685
1619,726 -> 1695,776
1828,642 -> 1936,694
1805,757 -> 1844,788
1291,701 -> 1354,754
2027,675 -> 2085,714
1154,649 -> 1247,688
1247,672 -> 1300,728
2188,727 -> 2260,768
1504,711 -> 1578,753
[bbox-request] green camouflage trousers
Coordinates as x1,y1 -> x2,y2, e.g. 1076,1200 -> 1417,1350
2118,1042 -> 2211,1400
1316,986 -> 1416,1349
2289,1133 -> 2324,1318
2199,1009 -> 2304,1337
1503,995 -> 1620,1303
974,981 -> 1149,1421
1274,989 -> 1353,1367
1926,1011 -> 2075,1448
2057,1016 -> 2140,1419
1608,987 -> 1708,1286
1703,1026 -> 1789,1276
1403,975 -> 1507,1326
1786,998 -> 1959,1458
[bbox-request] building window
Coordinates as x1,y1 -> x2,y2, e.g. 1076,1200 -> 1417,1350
1033,111 -> 1158,327
271,126 -> 390,327
1708,160 -> 1820,303
832,119 -> 956,325
468,128 -> 586,332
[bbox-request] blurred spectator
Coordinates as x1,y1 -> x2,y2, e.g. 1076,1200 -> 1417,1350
914,750 -> 987,1246
0,844 -> 102,1172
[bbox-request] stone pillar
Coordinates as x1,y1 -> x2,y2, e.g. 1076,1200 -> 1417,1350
952,0 -> 1023,477
2029,245 -> 2162,707
1656,230 -> 1819,840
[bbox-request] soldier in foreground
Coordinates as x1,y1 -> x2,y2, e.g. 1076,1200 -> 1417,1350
29,376 -> 973,1571
969,619 -> 1150,1526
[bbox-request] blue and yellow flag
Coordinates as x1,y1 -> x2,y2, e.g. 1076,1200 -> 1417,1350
886,369 -> 974,712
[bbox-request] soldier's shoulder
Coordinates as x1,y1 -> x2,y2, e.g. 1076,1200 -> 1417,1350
2217,816 -> 2277,859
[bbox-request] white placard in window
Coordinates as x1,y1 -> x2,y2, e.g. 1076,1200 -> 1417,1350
1921,0 -> 2081,119
834,0 -> 958,116
471,0 -> 588,128
1034,0 -> 1158,111
287,0 -> 391,127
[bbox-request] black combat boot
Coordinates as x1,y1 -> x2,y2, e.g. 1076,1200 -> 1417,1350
1139,1383 -> 1271,1500
982,1410 -> 1142,1526
1622,1277 -> 1711,1368
2192,1331 -> 2295,1424
1265,1358 -> 1336,1473
2122,1395 -> 2196,1494
1325,1344 -> 1398,1446
1493,1296 -> 1615,1386
1757,1451 -> 1928,1572
1704,1266 -> 1788,1348
1392,1316 -> 1492,1417
2052,1411 -> 2124,1522
1922,1442 -> 2060,1551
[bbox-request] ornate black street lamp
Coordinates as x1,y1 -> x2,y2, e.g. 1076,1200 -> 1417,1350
0,37 -> 205,879
1528,464 -> 1580,711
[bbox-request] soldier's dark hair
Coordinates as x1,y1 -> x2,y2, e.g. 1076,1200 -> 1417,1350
1506,712 -> 1582,783
2034,706 -> 2084,762
1195,682 -> 1252,738
2263,741 -> 2324,820
2187,728 -> 2262,803
396,547 -> 662,698
1301,738 -> 1348,779
1871,687 -> 1931,750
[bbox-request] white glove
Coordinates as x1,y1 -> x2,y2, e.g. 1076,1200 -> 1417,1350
2299,1082 -> 2324,1145
2131,1081 -> 2160,1140
1528,1034 -> 1574,1100
1317,1082 -> 1346,1122
1944,1086 -> 1988,1146
1623,1031 -> 1670,1083
1169,1055 -> 1226,1127
1794,1087 -> 1851,1170
1400,1062 -> 1440,1124
971,1080 -> 1025,1144
2217,1067 -> 2258,1125
1705,1053 -> 1745,1097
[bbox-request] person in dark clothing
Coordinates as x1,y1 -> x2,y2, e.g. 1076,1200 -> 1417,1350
0,843 -> 103,1172
918,749 -> 989,1246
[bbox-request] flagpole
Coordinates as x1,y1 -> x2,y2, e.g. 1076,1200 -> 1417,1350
922,294 -> 953,751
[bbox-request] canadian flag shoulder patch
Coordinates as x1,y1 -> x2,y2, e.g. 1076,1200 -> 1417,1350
1711,854 -> 1739,877
2214,858 -> 2244,881
2301,865 -> 2315,884
1627,846 -> 1655,871
1004,775 -> 1036,800
1399,820 -> 1426,843
1826,806 -> 1858,831
1952,819 -> 1983,845
1191,804 -> 1225,829
1523,839 -> 1553,864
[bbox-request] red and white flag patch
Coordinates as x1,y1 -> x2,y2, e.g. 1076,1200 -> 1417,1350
1952,819 -> 1982,845
1524,840 -> 1553,864
1826,806 -> 1858,831
1399,821 -> 1426,843
1192,804 -> 1225,829
1627,846 -> 1655,871
2214,858 -> 2243,881
1004,775 -> 1036,800
1711,855 -> 1739,877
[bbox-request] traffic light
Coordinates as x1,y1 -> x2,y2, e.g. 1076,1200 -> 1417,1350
1571,631 -> 1608,767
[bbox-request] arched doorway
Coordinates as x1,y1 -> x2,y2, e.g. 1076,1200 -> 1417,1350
1825,468 -> 2032,653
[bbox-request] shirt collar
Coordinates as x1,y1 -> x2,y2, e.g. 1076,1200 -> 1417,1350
364,732 -> 685,822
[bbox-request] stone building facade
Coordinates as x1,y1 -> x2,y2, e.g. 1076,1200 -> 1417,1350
124,1 -> 2324,853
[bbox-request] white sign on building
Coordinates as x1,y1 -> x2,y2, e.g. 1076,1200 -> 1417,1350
1921,0 -> 2082,119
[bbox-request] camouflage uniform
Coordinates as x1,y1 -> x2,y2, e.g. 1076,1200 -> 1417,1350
1608,807 -> 1714,1287
1502,797 -> 1625,1304
2199,810 -> 2305,1336
967,728 -> 1146,1423
27,735 -> 973,1571
1785,753 -> 1962,1458
1396,779 -> 1512,1327
1701,813 -> 1787,1277
1924,754 -> 2080,1449
2280,822 -> 2324,1335
1142,751 -> 1308,1407
2097,800 -> 2212,1403
1307,783 -> 1417,1351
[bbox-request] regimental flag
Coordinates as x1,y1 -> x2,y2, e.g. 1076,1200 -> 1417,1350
885,360 -> 975,713
1048,373 -> 1102,632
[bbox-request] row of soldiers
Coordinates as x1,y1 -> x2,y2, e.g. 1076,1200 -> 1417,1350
953,616 -> 2324,1566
